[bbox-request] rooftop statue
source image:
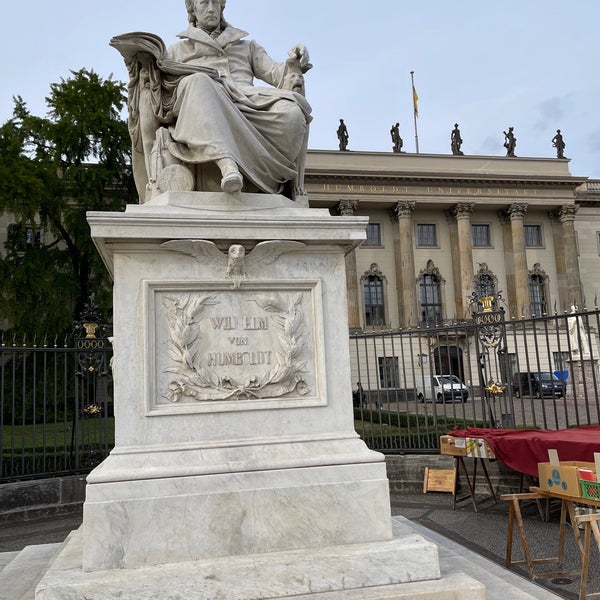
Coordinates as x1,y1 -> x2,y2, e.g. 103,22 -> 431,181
111,0 -> 313,202
337,119 -> 349,151
552,129 -> 566,159
503,127 -> 517,157
450,123 -> 463,156
390,123 -> 403,153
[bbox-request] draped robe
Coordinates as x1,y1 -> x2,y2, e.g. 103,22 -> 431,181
165,25 -> 312,194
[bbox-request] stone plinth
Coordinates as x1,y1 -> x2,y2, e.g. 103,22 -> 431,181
36,528 -> 485,600
568,358 -> 600,400
82,192 -> 391,571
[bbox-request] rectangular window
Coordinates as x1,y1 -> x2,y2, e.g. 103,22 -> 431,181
524,225 -> 543,247
378,356 -> 399,389
553,351 -> 571,372
419,274 -> 442,325
363,277 -> 385,326
364,223 -> 382,247
471,224 -> 491,247
416,224 -> 437,247
499,352 -> 517,384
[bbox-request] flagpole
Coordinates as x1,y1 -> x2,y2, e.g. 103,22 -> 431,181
410,71 -> 420,154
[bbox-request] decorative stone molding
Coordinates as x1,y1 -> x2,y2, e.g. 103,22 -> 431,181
454,203 -> 475,219
417,259 -> 446,284
162,292 -> 310,402
337,199 -> 359,216
162,240 -> 305,289
529,262 -> 549,282
507,203 -> 528,220
558,204 -> 578,223
389,201 -> 416,221
361,263 -> 387,283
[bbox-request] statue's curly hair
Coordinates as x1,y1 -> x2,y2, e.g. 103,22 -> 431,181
185,0 -> 228,29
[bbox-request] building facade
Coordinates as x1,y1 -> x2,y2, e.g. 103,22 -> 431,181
304,150 -> 594,330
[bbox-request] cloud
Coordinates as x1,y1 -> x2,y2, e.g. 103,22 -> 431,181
588,129 -> 600,153
478,136 -> 499,155
532,95 -> 574,134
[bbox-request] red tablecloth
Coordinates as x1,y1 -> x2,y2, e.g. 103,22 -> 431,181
449,426 -> 600,477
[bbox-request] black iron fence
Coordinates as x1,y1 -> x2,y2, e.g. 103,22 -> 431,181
0,298 -> 113,482
350,307 -> 600,453
2,306 -> 599,481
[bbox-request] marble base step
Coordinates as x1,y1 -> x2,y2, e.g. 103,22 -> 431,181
35,528 -> 484,600
0,544 -> 61,600
0,550 -> 19,574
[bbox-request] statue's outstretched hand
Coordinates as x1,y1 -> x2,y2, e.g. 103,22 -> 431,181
288,44 -> 312,73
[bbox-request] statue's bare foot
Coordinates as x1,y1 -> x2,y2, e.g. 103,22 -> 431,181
217,158 -> 243,193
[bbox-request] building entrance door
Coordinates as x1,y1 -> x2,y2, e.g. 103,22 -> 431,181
434,345 -> 465,380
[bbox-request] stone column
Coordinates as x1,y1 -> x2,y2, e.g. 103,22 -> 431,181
338,200 -> 361,331
454,203 -> 475,317
508,203 -> 529,316
559,205 -> 583,308
391,201 -> 417,327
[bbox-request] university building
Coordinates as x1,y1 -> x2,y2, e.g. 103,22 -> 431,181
304,150 -> 598,329
304,150 -> 600,396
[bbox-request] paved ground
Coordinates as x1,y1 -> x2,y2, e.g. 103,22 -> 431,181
1,491 -> 598,600
391,492 -> 599,600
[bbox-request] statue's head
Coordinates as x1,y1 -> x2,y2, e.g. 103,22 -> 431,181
186,0 -> 228,31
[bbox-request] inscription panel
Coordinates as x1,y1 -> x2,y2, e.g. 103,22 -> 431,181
145,281 -> 325,415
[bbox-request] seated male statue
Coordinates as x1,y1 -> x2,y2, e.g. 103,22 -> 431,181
112,0 -> 312,202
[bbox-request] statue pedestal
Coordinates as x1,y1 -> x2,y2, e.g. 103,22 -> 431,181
568,357 -> 599,400
36,193 -> 483,598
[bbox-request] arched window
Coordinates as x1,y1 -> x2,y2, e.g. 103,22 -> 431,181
529,263 -> 548,317
418,260 -> 444,326
362,264 -> 386,326
473,263 -> 499,313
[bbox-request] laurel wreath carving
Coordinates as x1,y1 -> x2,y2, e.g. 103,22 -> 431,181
162,293 -> 309,402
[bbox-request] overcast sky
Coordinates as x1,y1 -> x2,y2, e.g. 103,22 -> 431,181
1,1 -> 599,178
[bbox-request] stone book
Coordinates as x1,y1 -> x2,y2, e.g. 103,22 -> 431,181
110,31 -> 219,78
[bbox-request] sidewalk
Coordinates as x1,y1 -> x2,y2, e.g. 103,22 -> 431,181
391,492 -> 599,600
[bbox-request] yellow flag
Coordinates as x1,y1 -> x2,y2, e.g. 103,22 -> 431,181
412,84 -> 419,118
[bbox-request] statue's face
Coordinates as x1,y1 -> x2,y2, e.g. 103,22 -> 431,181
193,0 -> 222,31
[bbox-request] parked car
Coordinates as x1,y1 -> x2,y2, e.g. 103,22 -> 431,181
512,372 -> 565,399
416,374 -> 469,403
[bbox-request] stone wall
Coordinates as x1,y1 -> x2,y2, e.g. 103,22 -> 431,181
386,454 -> 524,495
0,476 -> 86,522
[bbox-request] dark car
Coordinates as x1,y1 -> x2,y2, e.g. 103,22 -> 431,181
512,372 -> 565,399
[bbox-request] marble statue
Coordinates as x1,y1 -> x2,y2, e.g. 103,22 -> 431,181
552,129 -> 566,159
450,123 -> 463,155
568,305 -> 590,358
503,127 -> 517,157
111,0 -> 313,202
390,122 -> 403,153
337,119 -> 349,151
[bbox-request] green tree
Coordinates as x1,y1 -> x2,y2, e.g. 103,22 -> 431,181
0,69 -> 135,339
